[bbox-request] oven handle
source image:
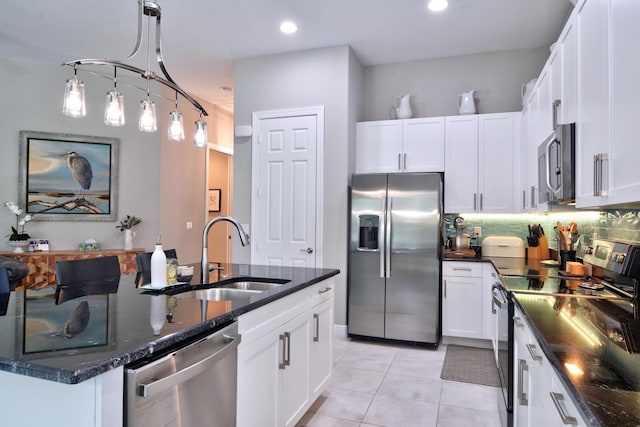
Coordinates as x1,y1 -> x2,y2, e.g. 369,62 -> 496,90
138,331 -> 240,398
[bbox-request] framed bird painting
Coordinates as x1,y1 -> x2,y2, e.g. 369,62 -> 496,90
18,131 -> 119,221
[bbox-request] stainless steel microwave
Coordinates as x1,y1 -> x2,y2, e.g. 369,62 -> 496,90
537,123 -> 576,205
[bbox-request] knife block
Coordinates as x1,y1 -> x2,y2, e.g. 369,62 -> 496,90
528,236 -> 550,260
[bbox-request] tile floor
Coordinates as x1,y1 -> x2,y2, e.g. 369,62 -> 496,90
297,333 -> 505,427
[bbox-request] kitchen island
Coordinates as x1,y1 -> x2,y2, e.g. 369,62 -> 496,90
0,263 -> 339,426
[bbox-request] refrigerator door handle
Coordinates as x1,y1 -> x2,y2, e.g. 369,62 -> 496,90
385,197 -> 392,278
380,197 -> 386,278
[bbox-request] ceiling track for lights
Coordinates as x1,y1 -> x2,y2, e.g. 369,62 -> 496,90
62,0 -> 208,117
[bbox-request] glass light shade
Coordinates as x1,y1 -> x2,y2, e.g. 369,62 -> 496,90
62,76 -> 86,117
193,118 -> 208,147
168,109 -> 185,141
138,98 -> 157,132
104,90 -> 125,126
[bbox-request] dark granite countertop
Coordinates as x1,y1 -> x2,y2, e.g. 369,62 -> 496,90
0,263 -> 339,384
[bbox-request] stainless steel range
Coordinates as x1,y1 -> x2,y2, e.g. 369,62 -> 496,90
493,238 -> 640,426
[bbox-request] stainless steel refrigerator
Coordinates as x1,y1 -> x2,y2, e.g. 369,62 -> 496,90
348,173 -> 442,345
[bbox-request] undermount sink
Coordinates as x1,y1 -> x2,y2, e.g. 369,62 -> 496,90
195,288 -> 263,301
220,280 -> 290,291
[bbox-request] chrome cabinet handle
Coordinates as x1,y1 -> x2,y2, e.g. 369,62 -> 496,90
398,153 -> 402,171
522,190 -> 526,210
526,343 -> 543,361
403,153 -> 407,170
594,153 -> 608,197
473,193 -> 477,211
550,392 -> 578,425
285,331 -> 291,366
531,185 -> 537,208
318,287 -> 332,294
480,193 -> 483,211
593,154 -> 598,197
513,316 -> 524,328
552,99 -> 561,129
518,359 -> 529,406
300,247 -> 313,254
452,267 -> 472,272
313,313 -> 320,342
444,279 -> 447,298
279,333 -> 287,369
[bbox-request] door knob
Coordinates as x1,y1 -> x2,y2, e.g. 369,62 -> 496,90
300,247 -> 314,254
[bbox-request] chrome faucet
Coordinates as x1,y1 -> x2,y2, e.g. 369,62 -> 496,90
200,216 -> 250,321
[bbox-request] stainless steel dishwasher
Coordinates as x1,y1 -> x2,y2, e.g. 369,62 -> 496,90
125,321 -> 240,427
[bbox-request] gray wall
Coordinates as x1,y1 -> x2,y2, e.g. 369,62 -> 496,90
363,47 -> 549,120
0,58 -> 216,263
233,45 -> 548,326
233,45 -> 363,325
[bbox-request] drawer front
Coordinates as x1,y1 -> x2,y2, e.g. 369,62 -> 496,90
442,261 -> 483,277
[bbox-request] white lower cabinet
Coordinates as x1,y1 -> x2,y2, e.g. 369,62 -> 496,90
237,279 -> 334,427
442,262 -> 483,338
513,306 -> 586,427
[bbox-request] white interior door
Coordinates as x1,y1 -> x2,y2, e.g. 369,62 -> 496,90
251,107 -> 324,268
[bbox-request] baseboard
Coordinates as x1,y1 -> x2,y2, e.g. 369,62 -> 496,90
333,324 -> 347,339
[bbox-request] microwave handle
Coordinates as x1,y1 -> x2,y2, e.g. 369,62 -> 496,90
545,136 -> 561,194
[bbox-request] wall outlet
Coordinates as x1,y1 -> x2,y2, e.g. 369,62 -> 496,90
186,221 -> 193,230
473,226 -> 482,238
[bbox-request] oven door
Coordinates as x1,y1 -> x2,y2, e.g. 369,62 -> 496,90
492,283 -> 513,417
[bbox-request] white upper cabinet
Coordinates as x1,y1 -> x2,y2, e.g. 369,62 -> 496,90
575,0 -> 610,207
559,12 -> 578,124
355,117 -> 445,174
607,0 -> 640,205
445,113 -> 520,213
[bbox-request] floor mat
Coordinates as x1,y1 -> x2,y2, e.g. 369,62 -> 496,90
440,345 -> 500,387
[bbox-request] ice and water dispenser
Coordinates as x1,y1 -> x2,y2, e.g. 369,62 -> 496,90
358,215 -> 379,250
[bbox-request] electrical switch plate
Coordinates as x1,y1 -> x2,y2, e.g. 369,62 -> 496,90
473,226 -> 482,238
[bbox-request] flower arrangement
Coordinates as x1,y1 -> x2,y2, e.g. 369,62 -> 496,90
4,201 -> 33,241
116,215 -> 142,232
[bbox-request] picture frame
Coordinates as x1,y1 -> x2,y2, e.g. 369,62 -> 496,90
208,188 -> 221,212
18,131 -> 119,222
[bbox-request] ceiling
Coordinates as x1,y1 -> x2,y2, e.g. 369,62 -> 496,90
0,0 -> 573,113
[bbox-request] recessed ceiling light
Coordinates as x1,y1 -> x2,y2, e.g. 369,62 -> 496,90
427,0 -> 448,12
280,21 -> 298,34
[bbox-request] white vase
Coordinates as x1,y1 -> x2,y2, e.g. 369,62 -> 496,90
124,229 -> 135,250
8,240 -> 29,253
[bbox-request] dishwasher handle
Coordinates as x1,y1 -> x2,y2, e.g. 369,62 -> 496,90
138,331 -> 240,398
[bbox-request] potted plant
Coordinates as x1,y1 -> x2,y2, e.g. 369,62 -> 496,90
116,215 -> 142,250
4,201 -> 33,253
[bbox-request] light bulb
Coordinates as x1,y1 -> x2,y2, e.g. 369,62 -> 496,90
193,117 -> 208,147
138,98 -> 157,132
168,109 -> 185,141
104,90 -> 125,126
428,0 -> 448,12
63,76 -> 86,118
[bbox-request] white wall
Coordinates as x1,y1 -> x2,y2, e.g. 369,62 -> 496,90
363,47 -> 549,120
233,45 -> 361,325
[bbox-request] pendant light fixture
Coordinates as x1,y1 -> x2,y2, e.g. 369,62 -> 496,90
104,67 -> 125,126
193,112 -> 208,148
168,92 -> 185,141
62,0 -> 208,145
62,65 -> 86,118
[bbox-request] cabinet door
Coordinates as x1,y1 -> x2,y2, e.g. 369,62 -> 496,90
576,0 -> 610,207
355,121 -> 403,173
402,117 -> 445,172
478,113 -> 518,212
537,63 -> 554,139
608,0 -> 640,205
560,11 -> 578,124
309,296 -> 333,400
442,276 -> 482,338
513,322 -> 530,427
444,115 -> 479,212
237,329 -> 281,427
281,311 -> 312,427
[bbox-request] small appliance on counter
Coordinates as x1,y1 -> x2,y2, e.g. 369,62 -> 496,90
444,216 -> 475,258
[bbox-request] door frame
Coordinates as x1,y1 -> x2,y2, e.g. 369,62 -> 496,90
250,106 -> 325,267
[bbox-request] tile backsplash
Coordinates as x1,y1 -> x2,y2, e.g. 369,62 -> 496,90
444,209 -> 640,249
